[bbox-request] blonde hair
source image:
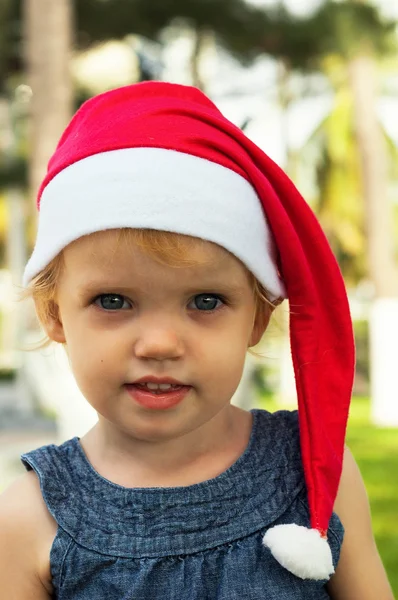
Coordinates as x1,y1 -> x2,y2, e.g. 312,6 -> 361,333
22,229 -> 279,349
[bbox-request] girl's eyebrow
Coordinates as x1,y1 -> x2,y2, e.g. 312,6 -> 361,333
77,282 -> 135,297
77,280 -> 247,297
180,282 -> 247,295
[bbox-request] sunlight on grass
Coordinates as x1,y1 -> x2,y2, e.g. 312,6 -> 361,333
257,395 -> 398,595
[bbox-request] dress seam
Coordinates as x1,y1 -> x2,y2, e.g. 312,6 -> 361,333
56,532 -> 74,596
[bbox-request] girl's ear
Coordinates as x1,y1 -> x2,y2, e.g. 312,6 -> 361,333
39,300 -> 66,344
248,306 -> 271,348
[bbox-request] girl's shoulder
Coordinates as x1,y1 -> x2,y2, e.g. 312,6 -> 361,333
0,470 -> 56,598
251,408 -> 301,459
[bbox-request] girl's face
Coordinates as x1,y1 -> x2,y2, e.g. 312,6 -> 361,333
45,230 -> 269,443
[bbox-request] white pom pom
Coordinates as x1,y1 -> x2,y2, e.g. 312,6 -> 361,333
263,524 -> 335,580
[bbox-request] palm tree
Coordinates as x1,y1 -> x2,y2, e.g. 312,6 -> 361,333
346,4 -> 398,425
281,3 -> 398,423
348,54 -> 397,297
298,55 -> 398,289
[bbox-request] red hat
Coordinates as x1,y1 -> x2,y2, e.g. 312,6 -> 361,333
24,82 -> 355,580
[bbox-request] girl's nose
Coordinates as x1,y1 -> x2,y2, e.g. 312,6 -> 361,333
134,324 -> 184,361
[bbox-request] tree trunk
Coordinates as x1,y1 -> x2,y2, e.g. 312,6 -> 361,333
24,0 -> 73,209
22,1 -> 83,440
348,55 -> 398,297
349,54 -> 398,426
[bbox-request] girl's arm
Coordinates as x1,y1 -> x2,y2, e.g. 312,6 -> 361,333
0,472 -> 54,599
326,447 -> 394,600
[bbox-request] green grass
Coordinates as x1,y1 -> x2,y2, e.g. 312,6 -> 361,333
258,395 -> 398,595
346,397 -> 398,594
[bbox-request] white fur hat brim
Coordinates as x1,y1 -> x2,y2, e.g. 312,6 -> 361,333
23,147 -> 286,301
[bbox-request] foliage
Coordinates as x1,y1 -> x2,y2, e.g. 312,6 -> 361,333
295,48 -> 398,286
0,0 -> 397,275
75,0 -> 397,67
225,1 -> 397,69
0,368 -> 17,381
0,157 -> 27,189
309,85 -> 366,284
306,1 -> 396,61
76,0 -> 267,56
1,0 -> 396,90
0,0 -> 23,92
0,0 -> 272,88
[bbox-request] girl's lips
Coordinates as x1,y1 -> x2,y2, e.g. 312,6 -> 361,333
125,383 -> 191,410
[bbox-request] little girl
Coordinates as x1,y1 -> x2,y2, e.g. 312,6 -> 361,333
0,82 -> 393,599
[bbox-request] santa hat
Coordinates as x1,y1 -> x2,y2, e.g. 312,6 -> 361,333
24,82 -> 355,580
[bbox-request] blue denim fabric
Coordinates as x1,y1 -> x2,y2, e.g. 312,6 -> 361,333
21,410 -> 344,599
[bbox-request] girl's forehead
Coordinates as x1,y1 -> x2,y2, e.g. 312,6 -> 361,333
63,230 -> 248,279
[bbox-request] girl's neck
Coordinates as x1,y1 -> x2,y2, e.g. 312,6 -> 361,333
80,406 -> 252,488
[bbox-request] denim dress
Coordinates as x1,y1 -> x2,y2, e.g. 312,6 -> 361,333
21,409 -> 344,599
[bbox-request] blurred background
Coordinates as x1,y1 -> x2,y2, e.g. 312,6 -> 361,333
0,0 -> 398,590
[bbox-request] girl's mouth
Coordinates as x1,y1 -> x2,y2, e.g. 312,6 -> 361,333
125,383 -> 191,410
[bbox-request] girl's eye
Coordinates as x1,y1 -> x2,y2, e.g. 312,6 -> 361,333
189,294 -> 224,312
94,294 -> 131,311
